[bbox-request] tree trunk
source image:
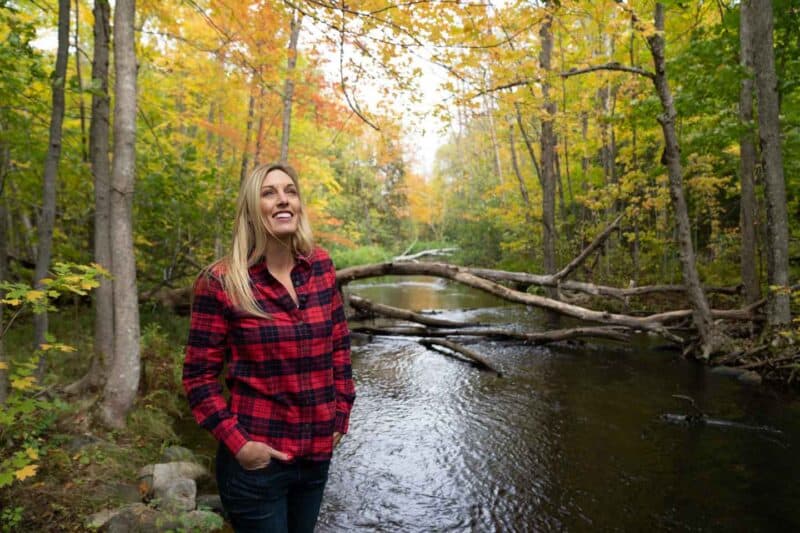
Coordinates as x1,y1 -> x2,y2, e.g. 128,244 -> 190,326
239,90 -> 255,184
253,83 -> 266,166
750,0 -> 791,326
648,3 -> 717,358
0,137 -> 9,404
280,10 -> 302,164
75,0 -> 88,162
66,0 -> 112,395
539,7 -> 558,297
34,0 -> 70,371
99,0 -> 140,428
738,0 -> 760,305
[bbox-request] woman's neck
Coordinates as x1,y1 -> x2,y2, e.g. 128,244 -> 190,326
264,238 -> 295,273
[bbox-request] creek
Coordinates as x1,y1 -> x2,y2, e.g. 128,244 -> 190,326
180,276 -> 800,531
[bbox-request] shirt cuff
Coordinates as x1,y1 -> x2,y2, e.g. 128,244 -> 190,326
334,410 -> 350,434
220,425 -> 251,456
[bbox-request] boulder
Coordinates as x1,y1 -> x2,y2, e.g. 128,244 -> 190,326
154,478 -> 197,513
102,503 -> 160,532
139,461 -> 209,497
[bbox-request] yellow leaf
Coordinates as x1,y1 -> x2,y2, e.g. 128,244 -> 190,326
80,280 -> 99,290
25,290 -> 46,302
2,298 -> 21,306
40,343 -> 52,351
0,362 -> 7,370
25,448 -> 39,460
40,278 -> 54,286
11,376 -> 36,390
14,464 -> 38,481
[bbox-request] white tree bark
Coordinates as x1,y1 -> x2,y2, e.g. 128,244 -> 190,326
100,0 -> 140,428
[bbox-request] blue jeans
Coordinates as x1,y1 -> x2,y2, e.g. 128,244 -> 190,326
216,445 -> 330,533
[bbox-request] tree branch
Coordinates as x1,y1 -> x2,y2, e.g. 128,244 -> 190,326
561,62 -> 655,80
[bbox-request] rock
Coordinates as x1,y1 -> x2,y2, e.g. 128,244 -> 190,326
103,503 -> 160,532
154,478 -> 197,513
196,494 -> 224,514
153,462 -> 209,486
139,461 -> 209,497
737,370 -> 763,385
160,445 -> 196,463
710,366 -> 745,377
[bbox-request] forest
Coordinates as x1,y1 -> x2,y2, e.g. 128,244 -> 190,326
0,0 -> 798,530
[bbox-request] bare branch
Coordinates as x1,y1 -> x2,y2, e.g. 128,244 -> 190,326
561,62 -> 655,80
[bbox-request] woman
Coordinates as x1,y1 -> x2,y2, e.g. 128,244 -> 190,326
183,162 -> 356,532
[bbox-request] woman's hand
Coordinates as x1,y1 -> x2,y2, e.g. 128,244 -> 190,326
235,441 -> 290,470
333,432 -> 343,449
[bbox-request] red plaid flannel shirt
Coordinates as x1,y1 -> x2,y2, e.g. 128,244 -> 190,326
183,247 -> 355,461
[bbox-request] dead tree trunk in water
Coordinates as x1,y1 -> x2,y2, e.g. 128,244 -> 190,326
648,4 -> 718,358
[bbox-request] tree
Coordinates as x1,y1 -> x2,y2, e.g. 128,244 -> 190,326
66,0 -> 112,395
99,0 -> 140,427
280,9 -> 302,163
540,4 -> 558,297
750,0 -> 791,327
33,0 -> 70,372
738,0 -> 760,305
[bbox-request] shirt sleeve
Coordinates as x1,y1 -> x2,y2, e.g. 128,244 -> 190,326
182,273 -> 251,455
329,264 -> 356,434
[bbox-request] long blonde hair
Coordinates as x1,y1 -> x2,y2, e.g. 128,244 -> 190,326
212,162 -> 314,317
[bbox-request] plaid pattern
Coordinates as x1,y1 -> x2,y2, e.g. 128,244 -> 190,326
183,247 -> 355,461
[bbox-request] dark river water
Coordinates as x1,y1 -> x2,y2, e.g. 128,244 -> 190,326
185,276 -> 800,532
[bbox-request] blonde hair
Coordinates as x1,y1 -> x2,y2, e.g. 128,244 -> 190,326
211,162 -> 314,318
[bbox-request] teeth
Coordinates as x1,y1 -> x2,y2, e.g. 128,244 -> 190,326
275,213 -> 292,219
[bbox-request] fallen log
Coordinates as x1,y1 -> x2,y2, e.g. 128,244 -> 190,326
394,248 -> 458,261
419,338 -> 503,376
351,324 -> 633,344
340,262 -> 691,343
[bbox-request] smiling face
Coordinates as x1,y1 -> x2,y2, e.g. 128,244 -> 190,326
260,168 -> 301,240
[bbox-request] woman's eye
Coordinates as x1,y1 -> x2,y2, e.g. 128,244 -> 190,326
262,189 -> 275,197
286,189 -> 298,196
